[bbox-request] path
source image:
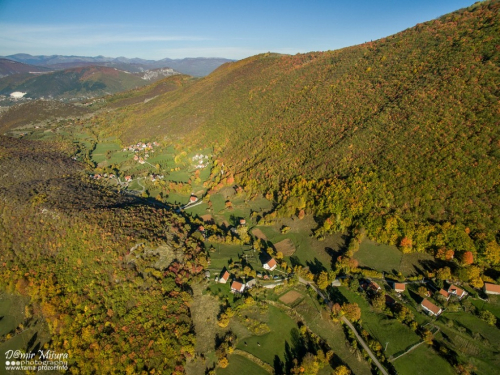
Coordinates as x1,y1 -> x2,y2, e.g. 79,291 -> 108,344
341,316 -> 389,375
297,276 -> 389,375
390,325 -> 440,362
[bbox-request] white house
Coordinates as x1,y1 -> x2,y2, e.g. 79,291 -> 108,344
421,298 -> 442,316
263,258 -> 277,271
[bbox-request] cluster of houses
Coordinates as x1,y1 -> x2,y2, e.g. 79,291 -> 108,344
214,254 -> 280,293
356,279 -> 500,318
124,142 -> 159,164
191,154 -> 209,169
217,270 -> 257,293
149,173 -> 164,182
90,173 -> 116,180
124,141 -> 159,153
391,282 -> 468,317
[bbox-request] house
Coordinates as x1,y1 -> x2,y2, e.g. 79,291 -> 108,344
198,226 -> 205,232
231,280 -> 245,293
438,289 -> 450,301
394,283 -> 406,293
125,176 -> 132,182
421,298 -> 442,316
448,285 -> 467,299
263,258 -> 277,271
189,195 -> 198,203
484,283 -> 500,295
245,278 -> 257,289
369,281 -> 381,292
239,218 -> 246,226
219,270 -> 230,284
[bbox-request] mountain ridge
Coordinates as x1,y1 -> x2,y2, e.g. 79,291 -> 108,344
1,54 -> 234,76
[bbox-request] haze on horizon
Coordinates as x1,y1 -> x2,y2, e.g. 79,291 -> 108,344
0,0 -> 476,60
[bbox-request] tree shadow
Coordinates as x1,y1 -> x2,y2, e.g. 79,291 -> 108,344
306,257 -> 326,274
273,355 -> 284,375
26,332 -> 37,351
327,286 -> 349,305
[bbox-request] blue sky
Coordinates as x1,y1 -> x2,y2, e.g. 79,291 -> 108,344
0,0 -> 476,60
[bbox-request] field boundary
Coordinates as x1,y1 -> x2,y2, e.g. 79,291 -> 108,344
232,349 -> 274,373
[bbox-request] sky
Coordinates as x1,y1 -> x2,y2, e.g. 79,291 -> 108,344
0,0 -> 477,60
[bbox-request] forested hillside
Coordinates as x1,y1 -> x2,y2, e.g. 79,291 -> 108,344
99,0 -> 500,260
0,136 -> 206,374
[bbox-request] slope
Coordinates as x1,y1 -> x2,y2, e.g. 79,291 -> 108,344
0,65 -> 150,99
0,58 -> 52,77
100,0 -> 500,255
0,136 -> 205,374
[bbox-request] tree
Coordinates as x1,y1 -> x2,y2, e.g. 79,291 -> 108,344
218,357 -> 229,368
478,310 -> 496,326
400,237 -> 413,253
316,271 -> 330,290
460,251 -> 474,266
436,267 -> 451,281
332,365 -> 351,375
371,291 -> 386,310
417,286 -> 429,298
342,303 -> 361,322
483,241 -> 500,265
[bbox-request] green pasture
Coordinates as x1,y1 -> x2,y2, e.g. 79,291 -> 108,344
217,354 -> 268,375
234,305 -> 299,366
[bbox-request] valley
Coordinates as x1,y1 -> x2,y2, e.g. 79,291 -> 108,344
0,1 -> 499,374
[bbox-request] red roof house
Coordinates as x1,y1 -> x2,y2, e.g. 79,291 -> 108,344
219,271 -> 230,284
439,289 -> 450,300
448,285 -> 467,299
231,280 -> 245,293
421,298 -> 442,316
394,283 -> 406,293
263,258 -> 277,271
484,283 -> 500,295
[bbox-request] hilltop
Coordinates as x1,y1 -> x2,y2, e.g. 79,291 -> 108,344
0,58 -> 51,78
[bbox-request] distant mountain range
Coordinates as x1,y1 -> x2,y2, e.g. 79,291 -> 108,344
0,58 -> 52,78
0,54 -> 234,77
0,65 -> 182,99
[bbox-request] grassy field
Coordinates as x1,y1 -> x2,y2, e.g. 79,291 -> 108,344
0,293 -> 25,336
217,354 -> 269,375
442,311 -> 500,348
471,295 -> 500,320
354,239 -> 438,277
234,305 -> 299,366
391,343 -> 455,375
255,216 -> 344,272
0,293 -> 52,363
207,243 -> 250,270
354,239 -> 402,274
